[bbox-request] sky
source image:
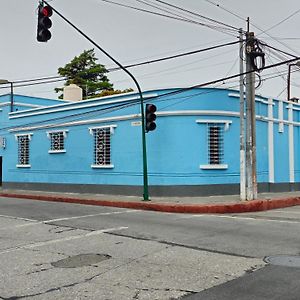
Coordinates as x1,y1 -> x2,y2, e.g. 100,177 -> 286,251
1,0 -> 300,100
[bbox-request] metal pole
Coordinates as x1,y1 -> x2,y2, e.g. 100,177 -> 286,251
43,0 -> 150,200
10,82 -> 14,113
239,29 -> 246,201
287,64 -> 292,101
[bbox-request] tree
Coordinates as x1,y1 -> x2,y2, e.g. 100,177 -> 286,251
55,49 -> 132,99
91,88 -> 134,99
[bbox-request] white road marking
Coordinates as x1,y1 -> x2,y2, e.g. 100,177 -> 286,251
269,209 -> 300,214
0,214 -> 37,222
214,215 -> 300,224
16,209 -> 136,227
0,210 -> 136,230
0,226 -> 129,255
178,214 -> 300,224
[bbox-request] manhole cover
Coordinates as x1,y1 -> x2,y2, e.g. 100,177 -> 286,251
264,255 -> 300,268
51,253 -> 111,268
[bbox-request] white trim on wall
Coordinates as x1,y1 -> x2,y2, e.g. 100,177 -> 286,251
91,164 -> 114,169
46,129 -> 69,139
88,124 -> 117,135
8,109 -> 300,133
196,119 -> 232,131
268,98 -> 274,183
288,103 -> 295,183
278,100 -> 284,133
200,164 -> 228,170
9,93 -> 158,119
228,93 -> 272,105
0,102 -> 45,109
8,110 -> 239,132
14,133 -> 33,140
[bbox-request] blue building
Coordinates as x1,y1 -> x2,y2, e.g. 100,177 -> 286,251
0,87 -> 297,196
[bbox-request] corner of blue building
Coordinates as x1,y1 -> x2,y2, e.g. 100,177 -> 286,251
0,87 -> 297,197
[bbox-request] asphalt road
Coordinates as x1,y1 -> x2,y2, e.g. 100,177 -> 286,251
0,196 -> 300,299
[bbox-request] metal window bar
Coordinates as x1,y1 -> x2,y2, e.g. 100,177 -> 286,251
17,136 -> 30,165
208,124 -> 224,165
50,132 -> 65,151
93,128 -> 111,165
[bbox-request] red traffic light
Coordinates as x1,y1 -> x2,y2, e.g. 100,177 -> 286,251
41,6 -> 53,17
147,104 -> 157,113
37,4 -> 53,42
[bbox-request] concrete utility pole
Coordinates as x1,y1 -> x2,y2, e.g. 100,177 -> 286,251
245,30 -> 258,200
239,28 -> 246,201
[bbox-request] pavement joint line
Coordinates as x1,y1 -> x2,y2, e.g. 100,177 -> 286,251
0,226 -> 129,255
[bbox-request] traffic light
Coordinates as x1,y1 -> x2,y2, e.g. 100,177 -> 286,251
145,104 -> 157,133
37,4 -> 53,42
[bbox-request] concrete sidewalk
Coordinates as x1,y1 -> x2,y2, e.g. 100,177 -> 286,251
1,189 -> 300,214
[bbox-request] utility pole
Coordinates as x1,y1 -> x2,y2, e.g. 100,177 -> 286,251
239,28 -> 246,201
245,29 -> 258,200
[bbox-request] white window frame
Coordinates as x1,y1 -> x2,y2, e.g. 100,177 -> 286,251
15,133 -> 33,168
196,120 -> 231,170
89,125 -> 116,169
47,130 -> 68,153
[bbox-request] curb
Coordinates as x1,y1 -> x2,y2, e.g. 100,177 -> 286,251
1,192 -> 300,214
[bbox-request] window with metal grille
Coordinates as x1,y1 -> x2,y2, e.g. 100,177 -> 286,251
93,127 -> 111,166
48,131 -> 66,153
17,135 -> 30,166
208,124 -> 224,165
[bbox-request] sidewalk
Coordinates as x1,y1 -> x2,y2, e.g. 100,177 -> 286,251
1,188 -> 300,214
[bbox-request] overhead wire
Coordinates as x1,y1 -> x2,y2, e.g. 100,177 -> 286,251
3,56 -> 300,135
0,39 -> 241,90
151,0 -> 240,31
98,0 -> 239,37
203,0 -> 300,56
203,0 -> 246,23
256,8 -> 300,37
108,40 -> 241,71
112,48 -> 237,83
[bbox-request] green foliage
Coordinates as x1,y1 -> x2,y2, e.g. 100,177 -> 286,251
55,49 -> 114,99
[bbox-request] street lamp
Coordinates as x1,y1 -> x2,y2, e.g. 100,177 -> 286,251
0,79 -> 14,112
287,61 -> 300,101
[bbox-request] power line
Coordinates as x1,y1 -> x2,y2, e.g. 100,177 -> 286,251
203,0 -> 300,57
109,40 -> 241,71
257,8 -> 300,36
152,0 -> 240,31
113,49 -> 237,83
260,42 -> 298,59
0,78 -> 66,90
0,40 -> 241,89
203,0 -> 246,23
146,56 -> 300,101
4,56 -> 300,134
98,0 -> 238,36
133,0 -> 206,27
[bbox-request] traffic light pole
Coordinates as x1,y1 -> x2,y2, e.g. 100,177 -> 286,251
42,1 -> 150,200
